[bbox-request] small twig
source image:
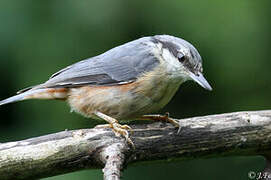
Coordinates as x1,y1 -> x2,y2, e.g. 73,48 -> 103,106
101,143 -> 126,180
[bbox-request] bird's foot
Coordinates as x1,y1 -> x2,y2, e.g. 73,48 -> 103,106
96,123 -> 134,147
141,112 -> 180,128
94,112 -> 134,148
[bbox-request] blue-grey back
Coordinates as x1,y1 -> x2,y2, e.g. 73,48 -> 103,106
41,37 -> 160,88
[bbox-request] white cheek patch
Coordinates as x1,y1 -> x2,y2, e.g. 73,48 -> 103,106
151,42 -> 189,79
162,49 -> 178,67
161,48 -> 184,72
160,48 -> 191,81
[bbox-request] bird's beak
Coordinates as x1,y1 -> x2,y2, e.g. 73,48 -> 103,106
189,72 -> 212,91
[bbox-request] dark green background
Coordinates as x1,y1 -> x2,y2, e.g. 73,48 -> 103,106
0,0 -> 270,179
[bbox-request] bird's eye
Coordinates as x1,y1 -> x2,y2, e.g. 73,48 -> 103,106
177,53 -> 185,62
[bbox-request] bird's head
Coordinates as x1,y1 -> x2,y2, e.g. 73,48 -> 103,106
152,35 -> 212,91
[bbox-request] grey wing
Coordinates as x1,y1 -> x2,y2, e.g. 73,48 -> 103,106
39,37 -> 159,89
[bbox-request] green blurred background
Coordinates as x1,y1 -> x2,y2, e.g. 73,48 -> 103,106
0,0 -> 270,179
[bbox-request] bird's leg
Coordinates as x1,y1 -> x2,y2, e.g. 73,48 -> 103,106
94,111 -> 134,147
140,112 -> 180,128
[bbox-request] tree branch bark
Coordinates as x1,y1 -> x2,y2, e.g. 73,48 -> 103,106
1,110 -> 271,180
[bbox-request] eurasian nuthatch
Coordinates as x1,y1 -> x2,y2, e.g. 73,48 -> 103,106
0,35 -> 212,145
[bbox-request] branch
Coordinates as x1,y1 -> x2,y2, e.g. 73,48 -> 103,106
1,110 -> 271,179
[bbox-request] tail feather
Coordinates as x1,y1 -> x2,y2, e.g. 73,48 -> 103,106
0,89 -> 47,106
0,93 -> 25,106
0,88 -> 69,106
16,86 -> 35,94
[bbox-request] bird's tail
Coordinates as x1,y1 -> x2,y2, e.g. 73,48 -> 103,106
0,88 -> 68,106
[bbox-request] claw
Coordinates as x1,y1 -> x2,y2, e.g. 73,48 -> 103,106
166,117 -> 180,128
95,122 -> 134,148
141,113 -> 180,128
94,111 -> 135,148
120,124 -> 132,130
111,122 -> 134,147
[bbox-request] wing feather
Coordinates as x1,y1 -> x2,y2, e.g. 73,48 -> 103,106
39,37 -> 159,89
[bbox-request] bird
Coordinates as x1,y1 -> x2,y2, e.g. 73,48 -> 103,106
0,35 -> 212,146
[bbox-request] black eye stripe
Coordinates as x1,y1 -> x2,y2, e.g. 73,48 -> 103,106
151,38 -> 179,57
151,37 -> 201,74
190,49 -> 195,59
177,53 -> 185,62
